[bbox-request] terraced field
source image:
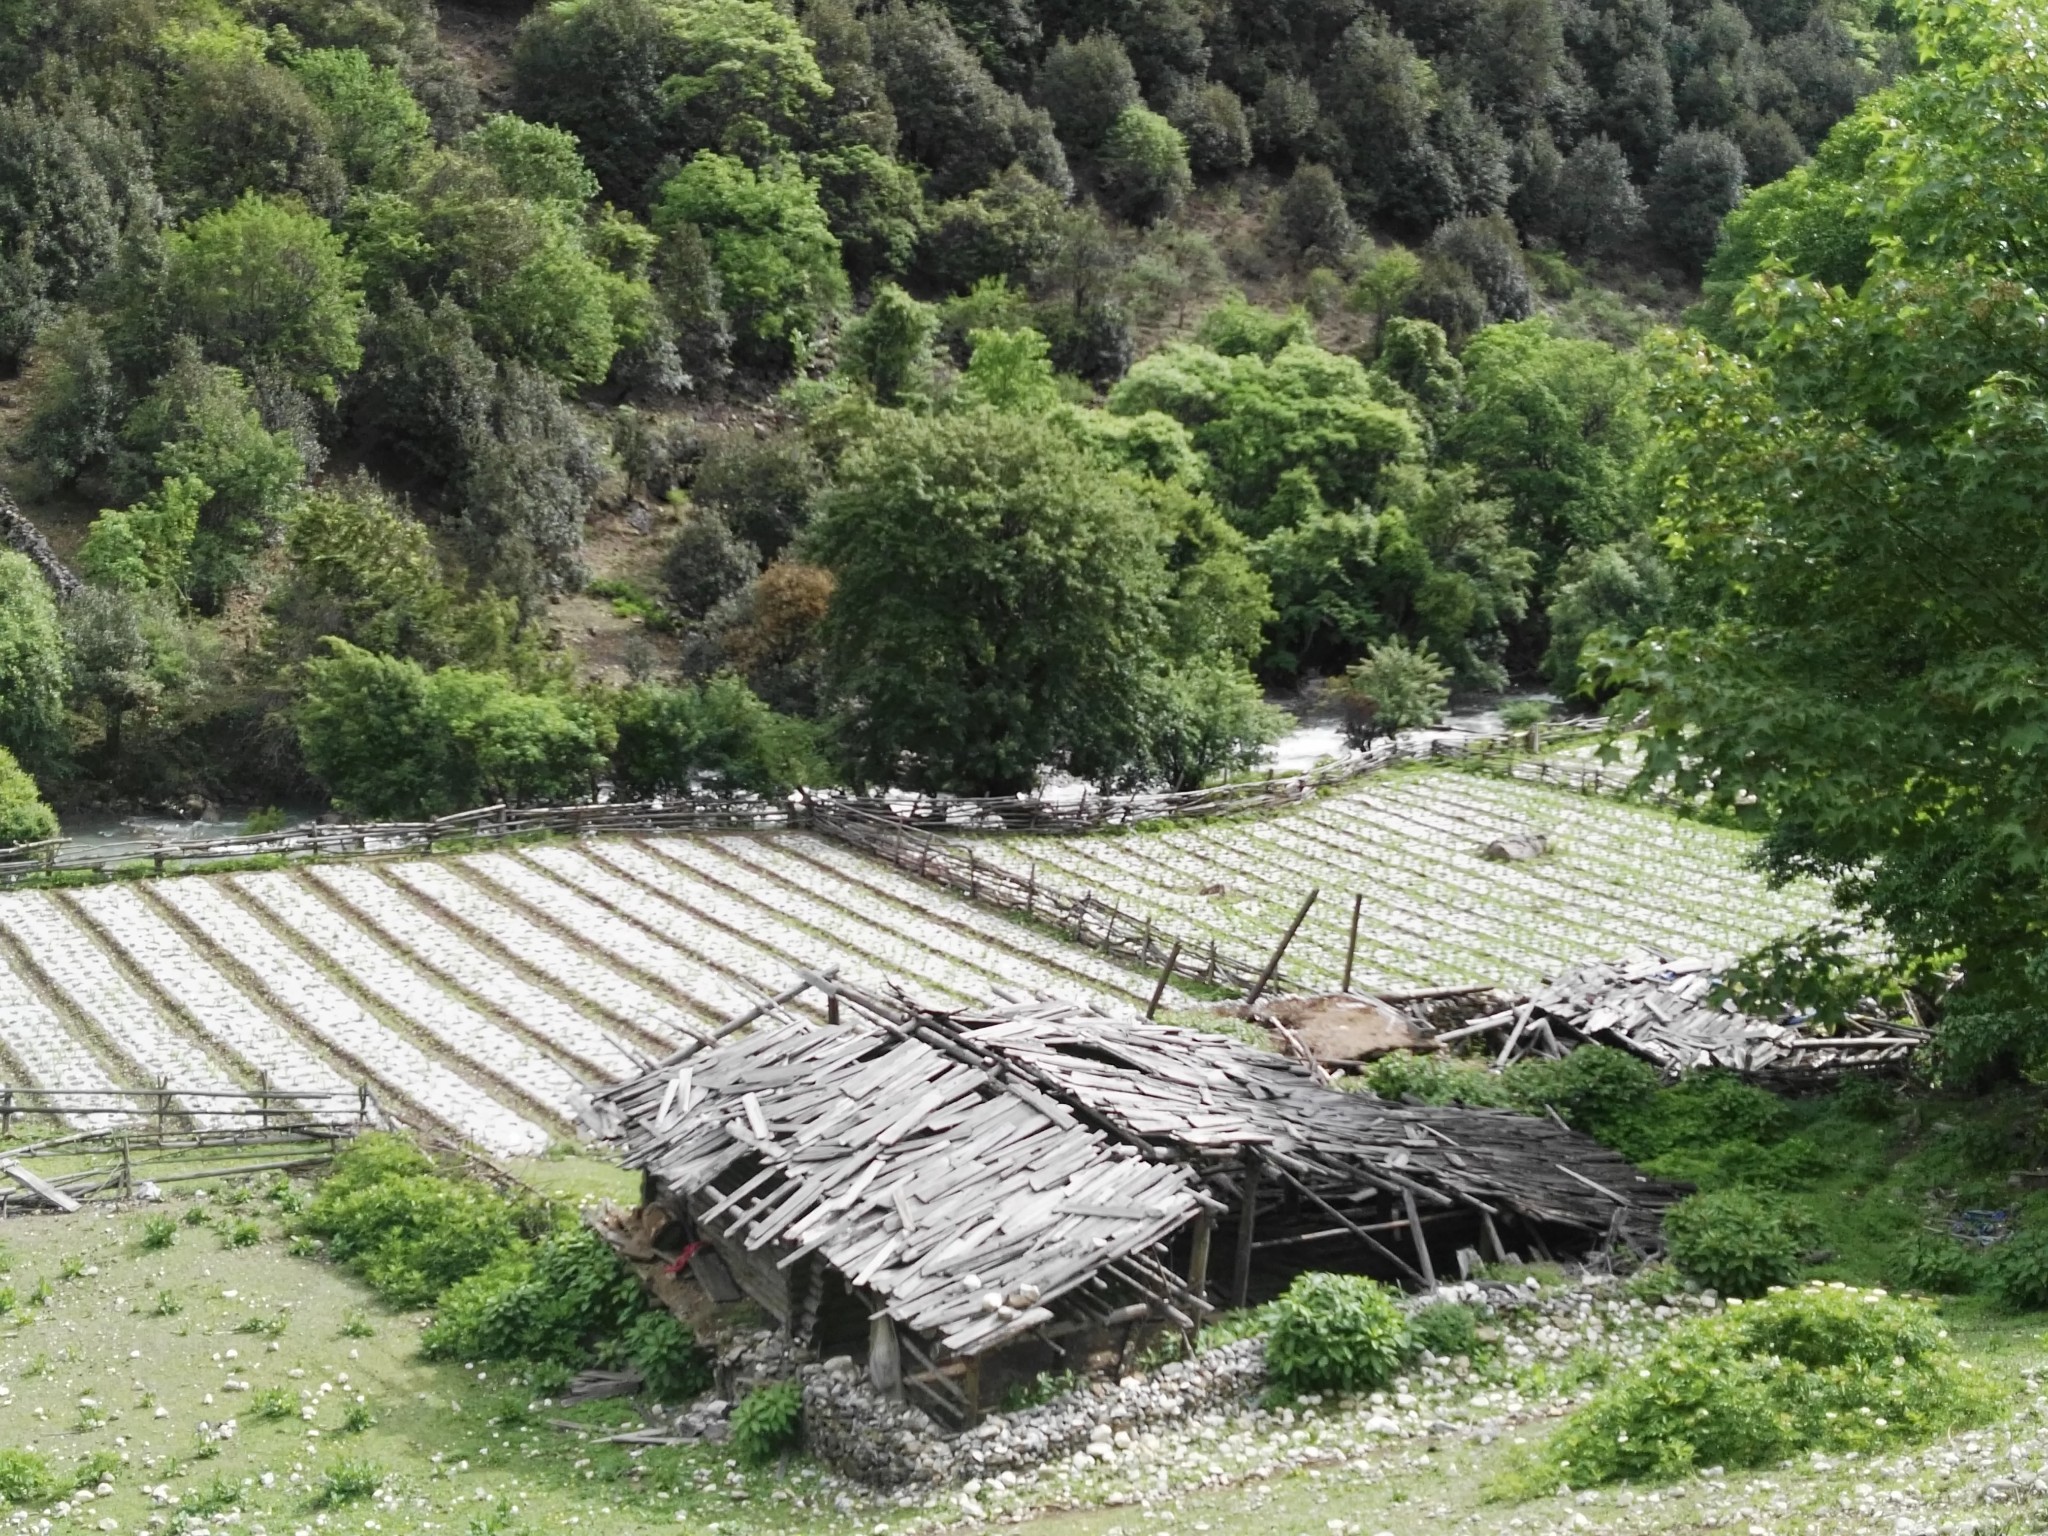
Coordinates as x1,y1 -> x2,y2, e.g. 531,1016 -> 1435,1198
0,836 -> 1188,1156
953,767 -> 1842,992
0,769 -> 1847,1159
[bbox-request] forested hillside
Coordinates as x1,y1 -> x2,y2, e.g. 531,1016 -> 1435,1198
0,0 -> 1903,827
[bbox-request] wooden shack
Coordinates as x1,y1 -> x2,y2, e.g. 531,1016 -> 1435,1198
591,977 -> 1680,1428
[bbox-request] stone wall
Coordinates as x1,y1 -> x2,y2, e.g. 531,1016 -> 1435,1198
0,486 -> 80,597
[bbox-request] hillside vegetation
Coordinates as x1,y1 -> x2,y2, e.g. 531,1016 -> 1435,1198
0,0 -> 1900,828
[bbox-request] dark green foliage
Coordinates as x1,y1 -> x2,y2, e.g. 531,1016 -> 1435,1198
609,677 -> 826,797
1648,128 -> 1747,272
1265,1273 -> 1409,1395
838,283 -> 939,404
1270,163 -> 1353,264
160,55 -> 346,216
1034,32 -> 1139,155
1328,638 -> 1449,747
1664,1189 -> 1802,1297
1167,82 -> 1251,176
662,510 -> 760,621
139,1215 -> 176,1251
1540,1283 -> 1997,1485
1407,1299 -> 1482,1360
421,1227 -> 641,1364
689,430 -> 826,559
1890,1235 -> 1979,1296
916,164 -> 1065,292
805,143 -> 925,286
731,1381 -> 802,1464
1543,534 -> 1671,695
1989,1228 -> 2048,1312
1425,216 -> 1530,324
1552,135 -> 1645,257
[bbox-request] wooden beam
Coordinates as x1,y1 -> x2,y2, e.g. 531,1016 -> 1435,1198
1246,891 -> 1317,1005
1342,894 -> 1362,994
1186,1212 -> 1213,1302
1231,1151 -> 1261,1308
1145,938 -> 1183,1020
0,1157 -> 80,1213
1401,1187 -> 1437,1289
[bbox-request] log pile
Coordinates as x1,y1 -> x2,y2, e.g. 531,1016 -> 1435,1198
1450,947 -> 1927,1079
593,978 -> 1681,1427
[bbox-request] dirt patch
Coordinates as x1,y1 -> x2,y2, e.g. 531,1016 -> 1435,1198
1257,992 -> 1436,1063
435,0 -> 527,113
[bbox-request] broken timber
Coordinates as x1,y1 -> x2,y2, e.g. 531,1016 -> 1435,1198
591,977 -> 1681,1429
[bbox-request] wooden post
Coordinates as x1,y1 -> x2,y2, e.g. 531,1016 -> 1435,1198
1479,1210 -> 1508,1266
869,1316 -> 903,1402
1186,1212 -> 1213,1301
827,995 -> 840,1029
1026,863 -> 1036,917
120,1135 -> 131,1195
1246,889 -> 1318,1005
1144,939 -> 1182,1020
960,1354 -> 983,1428
1342,894 -> 1362,994
1231,1151 -> 1261,1308
357,1082 -> 370,1130
1402,1188 -> 1437,1289
157,1075 -> 170,1139
258,1071 -> 271,1134
2,1087 -> 12,1140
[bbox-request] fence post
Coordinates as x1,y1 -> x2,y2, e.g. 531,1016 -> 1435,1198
259,1071 -> 271,1134
1,1086 -> 12,1139
357,1082 -> 369,1130
157,1075 -> 170,1139
1343,894 -> 1363,995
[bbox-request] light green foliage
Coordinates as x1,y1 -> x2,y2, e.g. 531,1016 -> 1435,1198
0,747 -> 58,847
1407,1300 -> 1483,1360
652,152 -> 847,363
1327,637 -> 1449,748
1540,1284 -> 1999,1485
160,193 -> 365,399
0,551 -> 65,767
276,479 -> 462,664
954,325 -> 1062,413
296,641 -> 615,817
1445,319 -> 1646,579
1349,248 -> 1423,345
293,47 -> 429,185
1543,534 -> 1671,695
300,1135 -> 527,1307
461,114 -> 601,208
1664,1189 -> 1803,1297
1109,340 -> 1421,536
651,0 -> 831,160
1610,1 -> 2048,1082
1264,1272 -> 1409,1395
604,675 -> 828,797
730,1381 -> 802,1465
79,475 -> 206,593
836,282 -> 937,405
1096,105 -> 1191,226
139,1215 -> 177,1251
0,1450 -> 54,1505
1142,659 -> 1288,790
1193,294 -> 1311,361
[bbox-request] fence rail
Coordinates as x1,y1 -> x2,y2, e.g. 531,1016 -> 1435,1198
0,721 -> 1614,890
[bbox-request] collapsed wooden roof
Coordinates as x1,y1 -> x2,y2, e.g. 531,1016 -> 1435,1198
1451,948 -> 1927,1078
594,976 -> 1681,1357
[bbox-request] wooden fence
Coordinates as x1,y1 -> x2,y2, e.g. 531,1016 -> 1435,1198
0,721 -> 1614,890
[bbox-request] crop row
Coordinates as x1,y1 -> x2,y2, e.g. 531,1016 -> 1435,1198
0,831 -> 1176,1153
950,768 -> 1843,991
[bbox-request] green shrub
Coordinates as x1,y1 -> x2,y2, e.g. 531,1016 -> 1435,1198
1407,1300 -> 1482,1360
302,1135 -> 525,1307
140,1215 -> 177,1251
0,1449 -> 54,1504
1890,1234 -> 1980,1296
1540,1283 -> 1998,1486
253,1387 -> 296,1420
1664,1189 -> 1803,1297
1354,1052 -> 1518,1108
1988,1227 -> 2048,1310
341,1398 -> 374,1433
1502,1046 -> 1663,1150
152,1289 -> 182,1316
422,1227 -> 633,1362
1265,1273 -> 1408,1395
314,1457 -> 383,1506
221,1219 -> 262,1249
611,1308 -> 711,1402
731,1381 -> 802,1465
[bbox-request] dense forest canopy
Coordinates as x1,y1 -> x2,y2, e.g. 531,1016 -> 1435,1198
0,0 -> 1910,832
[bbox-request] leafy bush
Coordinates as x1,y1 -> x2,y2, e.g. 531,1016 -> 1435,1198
301,1134 -> 526,1307
140,1215 -> 177,1251
1540,1283 -> 1999,1485
314,1457 -> 383,1506
731,1381 -> 802,1465
0,1449 -> 54,1504
1264,1273 -> 1408,1395
1353,1052 -> 1519,1108
1503,1046 -> 1663,1149
253,1387 -> 296,1420
1664,1190 -> 1802,1297
1407,1300 -> 1483,1360
221,1219 -> 263,1249
1988,1227 -> 2048,1311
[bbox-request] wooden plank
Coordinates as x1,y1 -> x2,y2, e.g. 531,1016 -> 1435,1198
0,1157 -> 80,1212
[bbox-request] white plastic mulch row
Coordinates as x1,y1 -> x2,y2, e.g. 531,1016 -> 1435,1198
0,891 -> 249,1125
68,884 -> 358,1117
456,854 -> 780,1022
0,939 -> 129,1128
308,865 -> 645,1083
149,878 -> 548,1158
380,861 -> 710,1051
231,872 -> 595,1129
687,835 -> 1179,1009
592,840 -> 975,1007
771,832 -> 1178,1002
